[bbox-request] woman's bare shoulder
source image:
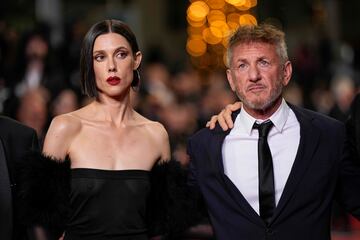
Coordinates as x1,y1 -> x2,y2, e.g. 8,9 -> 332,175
135,113 -> 168,138
43,111 -> 84,158
135,114 -> 170,162
49,113 -> 82,134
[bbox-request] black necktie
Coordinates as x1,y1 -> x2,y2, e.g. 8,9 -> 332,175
253,120 -> 275,225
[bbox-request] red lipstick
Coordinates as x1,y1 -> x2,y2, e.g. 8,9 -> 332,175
106,76 -> 121,86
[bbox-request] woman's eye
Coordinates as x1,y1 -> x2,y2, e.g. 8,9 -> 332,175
94,55 -> 104,61
116,51 -> 128,59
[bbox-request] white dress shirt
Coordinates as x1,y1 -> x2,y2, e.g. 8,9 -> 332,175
222,99 -> 300,215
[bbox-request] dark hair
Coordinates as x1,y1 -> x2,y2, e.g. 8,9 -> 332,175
80,19 -> 140,97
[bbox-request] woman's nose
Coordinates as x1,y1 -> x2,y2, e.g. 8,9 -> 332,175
108,58 -> 117,72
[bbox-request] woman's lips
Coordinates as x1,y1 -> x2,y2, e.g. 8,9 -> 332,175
106,76 -> 121,85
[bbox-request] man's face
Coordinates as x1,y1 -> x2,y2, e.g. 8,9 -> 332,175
226,42 -> 292,112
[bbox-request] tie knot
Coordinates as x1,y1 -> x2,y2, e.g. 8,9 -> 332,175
253,120 -> 273,138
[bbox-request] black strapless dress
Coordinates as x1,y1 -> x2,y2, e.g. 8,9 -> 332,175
64,169 -> 150,240
18,152 -> 202,240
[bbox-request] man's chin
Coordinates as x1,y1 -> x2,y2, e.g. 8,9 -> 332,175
243,98 -> 277,111
244,99 -> 267,110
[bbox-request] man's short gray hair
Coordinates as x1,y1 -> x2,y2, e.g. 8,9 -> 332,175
226,24 -> 288,67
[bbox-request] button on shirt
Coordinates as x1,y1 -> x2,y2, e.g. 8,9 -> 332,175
222,99 -> 300,215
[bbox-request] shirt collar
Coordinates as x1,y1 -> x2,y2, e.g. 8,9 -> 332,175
234,98 -> 290,136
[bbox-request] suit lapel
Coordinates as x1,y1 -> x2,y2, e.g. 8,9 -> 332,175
0,138 -> 13,240
271,105 -> 320,223
210,110 -> 265,226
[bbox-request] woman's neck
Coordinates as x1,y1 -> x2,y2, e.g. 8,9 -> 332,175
93,93 -> 134,127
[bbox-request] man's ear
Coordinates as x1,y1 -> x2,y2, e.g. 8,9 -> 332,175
226,69 -> 236,92
282,60 -> 292,86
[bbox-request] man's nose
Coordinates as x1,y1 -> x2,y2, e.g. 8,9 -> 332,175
248,65 -> 261,82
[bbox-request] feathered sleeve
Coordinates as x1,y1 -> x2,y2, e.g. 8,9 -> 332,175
16,151 -> 71,239
147,160 -> 204,239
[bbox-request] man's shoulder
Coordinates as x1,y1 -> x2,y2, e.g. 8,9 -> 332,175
0,116 -> 36,137
291,104 -> 344,129
189,126 -> 218,142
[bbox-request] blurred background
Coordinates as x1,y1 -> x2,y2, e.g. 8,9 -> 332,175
1,0 -> 360,238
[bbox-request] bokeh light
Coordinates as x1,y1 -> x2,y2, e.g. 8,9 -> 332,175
186,0 -> 258,69
239,14 -> 257,26
206,0 -> 226,10
187,38 -> 208,57
187,1 -> 210,22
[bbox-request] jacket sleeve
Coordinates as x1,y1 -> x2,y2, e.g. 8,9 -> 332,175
147,160 -> 204,239
346,93 -> 360,162
16,151 -> 71,239
336,123 -> 360,219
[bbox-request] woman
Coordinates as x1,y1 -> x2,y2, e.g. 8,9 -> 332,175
19,19 -> 197,240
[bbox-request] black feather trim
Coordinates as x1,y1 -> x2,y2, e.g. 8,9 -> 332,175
147,160 -> 203,239
16,151 -> 71,238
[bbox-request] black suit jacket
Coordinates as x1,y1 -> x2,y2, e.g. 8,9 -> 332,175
0,116 -> 39,240
347,93 -> 360,162
187,104 -> 360,240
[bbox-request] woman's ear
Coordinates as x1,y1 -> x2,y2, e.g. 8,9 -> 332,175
134,51 -> 142,70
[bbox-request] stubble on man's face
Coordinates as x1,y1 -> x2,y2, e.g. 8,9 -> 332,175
236,73 -> 284,111
228,42 -> 286,115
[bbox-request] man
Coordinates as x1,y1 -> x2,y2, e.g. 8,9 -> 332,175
187,24 -> 360,240
0,116 -> 39,240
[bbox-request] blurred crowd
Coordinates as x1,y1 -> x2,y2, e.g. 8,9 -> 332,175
1,20 -> 360,165
0,20 -> 360,235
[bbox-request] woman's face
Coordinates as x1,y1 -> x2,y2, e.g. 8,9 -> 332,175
92,32 -> 141,98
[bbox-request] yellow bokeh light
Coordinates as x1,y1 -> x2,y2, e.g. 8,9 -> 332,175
233,0 -> 257,11
187,16 -> 207,27
227,21 -> 239,32
227,13 -> 241,22
188,25 -> 207,35
227,13 -> 241,30
187,38 -> 207,57
202,27 -> 222,45
225,0 -> 246,6
186,0 -> 258,69
188,26 -> 206,40
187,1 -> 210,22
249,0 -> 257,7
207,10 -> 226,24
210,20 -> 231,38
239,14 -> 257,26
206,0 -> 226,9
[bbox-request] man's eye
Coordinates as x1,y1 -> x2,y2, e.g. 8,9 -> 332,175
259,60 -> 270,66
238,63 -> 247,69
